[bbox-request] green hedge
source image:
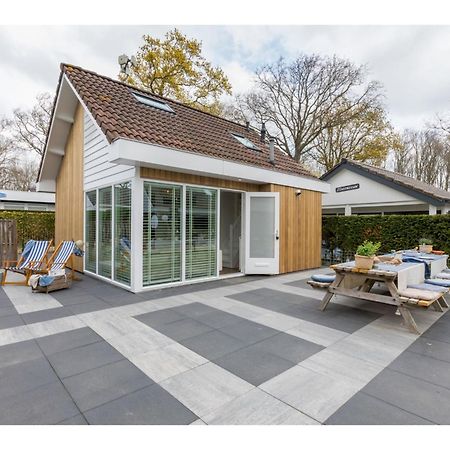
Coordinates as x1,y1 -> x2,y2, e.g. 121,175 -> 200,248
323,215 -> 450,255
0,211 -> 55,249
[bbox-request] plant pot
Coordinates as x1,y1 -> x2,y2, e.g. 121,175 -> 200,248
419,244 -> 433,254
355,254 -> 375,270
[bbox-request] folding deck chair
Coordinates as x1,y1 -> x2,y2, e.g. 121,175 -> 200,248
41,240 -> 77,280
1,240 -> 52,286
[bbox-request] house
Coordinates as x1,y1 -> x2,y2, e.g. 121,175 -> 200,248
0,190 -> 55,211
321,159 -> 450,216
37,64 -> 329,292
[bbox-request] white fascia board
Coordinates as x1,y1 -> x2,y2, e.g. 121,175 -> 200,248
322,199 -> 426,209
109,138 -> 330,193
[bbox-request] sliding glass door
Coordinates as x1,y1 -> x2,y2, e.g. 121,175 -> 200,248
85,191 -> 97,273
143,182 -> 182,286
114,182 -> 132,285
98,187 -> 112,278
185,187 -> 217,280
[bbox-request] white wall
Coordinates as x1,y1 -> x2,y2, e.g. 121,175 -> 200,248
323,168 -> 421,208
83,113 -> 135,191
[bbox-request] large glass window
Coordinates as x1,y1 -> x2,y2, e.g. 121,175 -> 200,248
143,182 -> 182,286
114,182 -> 132,285
85,191 -> 97,272
186,187 -> 217,280
98,187 -> 112,278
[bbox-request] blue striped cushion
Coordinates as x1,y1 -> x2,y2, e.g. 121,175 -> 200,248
311,274 -> 336,283
425,278 -> 450,288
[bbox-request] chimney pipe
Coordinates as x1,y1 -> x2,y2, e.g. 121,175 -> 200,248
269,137 -> 275,165
245,121 -> 250,131
260,123 -> 266,143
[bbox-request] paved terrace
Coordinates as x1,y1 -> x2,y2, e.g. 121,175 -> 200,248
1,269 -> 450,425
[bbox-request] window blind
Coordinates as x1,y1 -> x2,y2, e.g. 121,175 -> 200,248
143,182 -> 182,286
186,187 -> 217,280
85,191 -> 97,273
98,187 -> 112,278
114,182 -> 132,285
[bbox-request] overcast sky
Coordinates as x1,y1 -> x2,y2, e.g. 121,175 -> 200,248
0,25 -> 449,131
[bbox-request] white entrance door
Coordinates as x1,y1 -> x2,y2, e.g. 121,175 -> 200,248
244,192 -> 280,274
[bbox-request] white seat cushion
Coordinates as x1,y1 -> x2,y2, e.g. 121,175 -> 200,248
398,288 -> 441,301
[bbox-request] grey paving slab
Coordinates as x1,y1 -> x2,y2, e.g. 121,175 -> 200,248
219,319 -> 280,344
84,384 -> 198,425
204,388 -> 319,425
214,344 -> 295,386
148,317 -> 214,341
137,308 -> 186,327
0,357 -> 58,400
194,310 -> 244,329
67,298 -> 111,315
325,392 -> 434,425
0,380 -> 80,425
422,320 -> 450,344
0,314 -> 24,330
48,341 -> 124,378
0,306 -> 17,318
363,368 -> 450,424
181,329 -> 248,360
407,337 -> 450,363
0,339 -> 43,369
57,414 -> 88,425
171,302 -> 218,319
20,307 -> 74,325
37,327 -> 102,356
62,359 -> 154,412
54,293 -> 98,307
389,350 -> 450,390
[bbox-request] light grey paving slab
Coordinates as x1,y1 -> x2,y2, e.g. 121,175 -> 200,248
0,380 -> 80,425
0,324 -> 33,346
80,315 -> 149,340
107,329 -> 173,357
286,321 -> 349,347
260,365 -> 359,423
203,388 -> 319,425
160,362 -> 253,418
84,384 -> 198,425
3,285 -> 62,313
129,342 -> 207,383
62,359 -> 153,412
299,348 -> 383,386
27,315 -> 85,339
189,418 -> 207,425
325,391 -> 434,425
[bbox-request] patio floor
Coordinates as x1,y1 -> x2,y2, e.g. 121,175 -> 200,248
1,269 -> 450,424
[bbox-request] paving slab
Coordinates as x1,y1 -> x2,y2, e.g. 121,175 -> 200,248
57,414 -> 88,425
204,388 -> 319,425
0,339 -> 43,369
160,362 -> 253,418
363,368 -> 450,424
325,391 -> 434,425
214,344 -> 295,386
0,314 -> 24,330
0,380 -> 80,425
148,317 -> 214,341
407,337 -> 450,363
84,384 -> 198,425
62,359 -> 154,411
48,341 -> 124,378
219,319 -> 280,344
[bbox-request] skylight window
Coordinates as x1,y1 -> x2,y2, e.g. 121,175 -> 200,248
132,92 -> 175,113
231,133 -> 258,150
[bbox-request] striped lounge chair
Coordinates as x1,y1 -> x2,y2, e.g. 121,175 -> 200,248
41,241 -> 77,279
1,240 -> 52,286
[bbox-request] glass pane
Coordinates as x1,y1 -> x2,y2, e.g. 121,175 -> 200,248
98,187 -> 112,278
143,182 -> 182,286
186,187 -> 217,280
114,182 -> 132,285
85,191 -> 97,272
250,196 -> 275,258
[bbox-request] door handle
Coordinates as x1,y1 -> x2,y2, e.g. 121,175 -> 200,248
275,230 -> 279,240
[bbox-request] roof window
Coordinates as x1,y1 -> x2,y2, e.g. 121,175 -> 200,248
132,92 -> 174,113
231,133 -> 258,150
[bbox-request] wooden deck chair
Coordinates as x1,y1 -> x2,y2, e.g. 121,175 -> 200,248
1,240 -> 52,286
41,241 -> 77,280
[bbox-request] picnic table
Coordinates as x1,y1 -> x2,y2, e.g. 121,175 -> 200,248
320,254 -> 449,334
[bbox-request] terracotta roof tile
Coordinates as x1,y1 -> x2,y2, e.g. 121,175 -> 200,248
62,63 -> 314,179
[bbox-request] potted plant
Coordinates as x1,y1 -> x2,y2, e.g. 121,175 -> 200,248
419,238 -> 433,254
355,241 -> 381,270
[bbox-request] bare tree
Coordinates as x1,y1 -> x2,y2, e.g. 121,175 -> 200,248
234,55 -> 382,163
0,118 -> 14,188
7,92 -> 53,156
3,158 -> 38,191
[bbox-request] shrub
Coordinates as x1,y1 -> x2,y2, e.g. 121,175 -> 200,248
419,237 -> 433,245
323,215 -> 450,256
0,211 -> 55,249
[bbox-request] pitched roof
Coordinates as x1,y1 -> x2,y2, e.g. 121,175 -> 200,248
61,64 -> 314,179
321,158 -> 450,203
